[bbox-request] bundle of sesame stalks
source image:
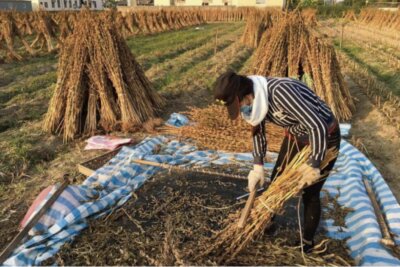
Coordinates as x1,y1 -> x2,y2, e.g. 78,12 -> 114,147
253,12 -> 354,121
43,10 -> 163,142
196,146 -> 338,264
240,11 -> 276,48
162,104 -> 284,153
301,8 -> 318,26
343,10 -> 357,21
358,8 -> 400,30
30,11 -> 58,53
0,11 -> 35,61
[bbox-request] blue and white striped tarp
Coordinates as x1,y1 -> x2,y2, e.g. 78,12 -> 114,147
4,125 -> 400,265
3,135 -> 276,266
322,140 -> 400,266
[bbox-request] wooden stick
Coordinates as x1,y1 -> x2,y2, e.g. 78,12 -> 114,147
362,178 -> 395,247
236,169 -> 333,229
340,23 -> 344,49
0,177 -> 70,264
237,190 -> 257,229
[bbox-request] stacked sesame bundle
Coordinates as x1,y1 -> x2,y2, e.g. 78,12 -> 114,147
253,12 -> 354,121
163,104 -> 284,153
43,11 -> 163,142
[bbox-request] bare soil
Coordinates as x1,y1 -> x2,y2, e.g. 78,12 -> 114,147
347,77 -> 400,202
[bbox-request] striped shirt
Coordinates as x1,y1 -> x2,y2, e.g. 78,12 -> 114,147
252,77 -> 334,168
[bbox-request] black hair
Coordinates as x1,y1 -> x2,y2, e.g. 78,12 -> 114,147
213,70 -> 254,105
236,74 -> 254,102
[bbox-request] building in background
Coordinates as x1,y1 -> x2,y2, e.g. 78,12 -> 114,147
0,0 -> 32,10
116,0 -> 155,7
31,0 -> 103,10
154,0 -> 175,6
154,0 -> 285,7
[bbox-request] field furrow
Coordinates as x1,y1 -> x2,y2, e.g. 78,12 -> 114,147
325,23 -> 400,65
347,22 -> 400,43
319,23 -> 400,97
147,25 -> 244,88
340,24 -> 400,57
160,38 -> 252,113
0,55 -> 57,88
136,23 -> 243,70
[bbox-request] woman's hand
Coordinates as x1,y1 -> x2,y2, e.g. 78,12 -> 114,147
296,163 -> 321,190
248,164 -> 266,192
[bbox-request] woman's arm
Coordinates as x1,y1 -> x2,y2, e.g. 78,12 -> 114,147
252,119 -> 267,165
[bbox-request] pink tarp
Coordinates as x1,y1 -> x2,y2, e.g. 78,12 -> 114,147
84,135 -> 132,151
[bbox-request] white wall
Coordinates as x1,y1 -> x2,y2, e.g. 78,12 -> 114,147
32,0 -> 103,10
182,0 -> 205,6
31,0 -> 40,10
127,0 -> 137,6
232,0 -> 256,6
207,0 -> 232,6
256,0 -> 285,7
154,0 -> 285,7
154,0 -> 171,6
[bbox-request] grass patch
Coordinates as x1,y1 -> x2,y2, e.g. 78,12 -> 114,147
0,54 -> 57,87
0,72 -> 57,105
154,25 -> 245,92
127,23 -> 223,54
133,23 -> 242,70
0,124 -> 63,183
152,38 -> 234,90
334,39 -> 400,96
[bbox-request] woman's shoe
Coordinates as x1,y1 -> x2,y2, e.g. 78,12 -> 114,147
296,238 -> 314,253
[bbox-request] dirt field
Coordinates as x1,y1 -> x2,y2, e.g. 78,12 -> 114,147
0,16 -> 399,265
43,171 -> 353,266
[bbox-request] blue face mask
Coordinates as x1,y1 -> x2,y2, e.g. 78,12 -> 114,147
240,105 -> 252,117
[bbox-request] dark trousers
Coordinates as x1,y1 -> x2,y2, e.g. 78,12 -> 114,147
270,123 -> 341,241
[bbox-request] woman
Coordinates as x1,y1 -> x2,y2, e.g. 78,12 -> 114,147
213,71 -> 341,252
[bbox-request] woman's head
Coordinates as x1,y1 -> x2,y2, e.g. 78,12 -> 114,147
213,71 -> 254,120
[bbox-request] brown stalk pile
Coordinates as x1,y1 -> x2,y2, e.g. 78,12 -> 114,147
197,146 -> 338,264
253,12 -> 354,121
0,11 -> 35,61
200,6 -> 254,21
0,7 -> 273,60
240,11 -> 277,48
15,12 -> 35,35
357,8 -> 400,30
121,8 -> 205,36
30,11 -> 58,52
0,11 -> 63,60
43,11 -> 163,142
343,10 -> 357,21
118,6 -> 262,35
120,6 -> 254,21
163,104 -> 284,153
301,8 -> 318,26
52,11 -> 76,44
